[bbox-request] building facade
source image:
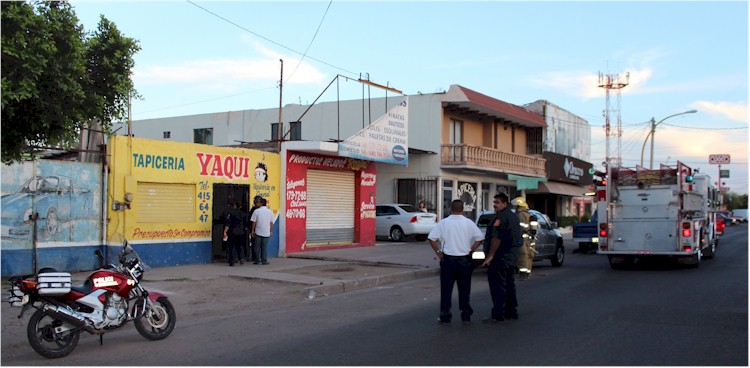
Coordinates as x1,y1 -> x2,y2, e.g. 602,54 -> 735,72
125,85 -> 600,255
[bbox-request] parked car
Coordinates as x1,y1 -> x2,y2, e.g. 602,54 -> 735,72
375,204 -> 437,241
474,209 -> 565,267
717,212 -> 737,226
715,215 -> 726,237
730,208 -> 747,223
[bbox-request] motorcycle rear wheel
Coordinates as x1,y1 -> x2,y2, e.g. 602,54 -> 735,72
134,297 -> 176,340
27,309 -> 80,359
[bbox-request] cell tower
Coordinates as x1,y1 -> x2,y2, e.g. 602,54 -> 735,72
597,71 -> 629,169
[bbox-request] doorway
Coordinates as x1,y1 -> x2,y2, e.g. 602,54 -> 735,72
211,183 -> 250,262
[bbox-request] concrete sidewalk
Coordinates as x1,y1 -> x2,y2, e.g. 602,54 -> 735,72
69,232 -> 573,298
71,241 -> 441,298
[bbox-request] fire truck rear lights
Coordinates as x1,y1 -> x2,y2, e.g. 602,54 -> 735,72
681,222 -> 691,237
599,223 -> 608,237
683,246 -> 692,252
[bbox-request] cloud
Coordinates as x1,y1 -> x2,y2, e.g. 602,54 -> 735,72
133,41 -> 327,92
690,101 -> 749,123
529,68 -> 653,99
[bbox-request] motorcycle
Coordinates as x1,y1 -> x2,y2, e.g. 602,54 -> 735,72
7,239 -> 176,359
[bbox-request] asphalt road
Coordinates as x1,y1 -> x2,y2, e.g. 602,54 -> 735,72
2,225 -> 747,365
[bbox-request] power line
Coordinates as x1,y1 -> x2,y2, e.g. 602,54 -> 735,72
186,0 -> 358,77
285,1 -> 333,84
137,85 -> 277,116
662,123 -> 748,130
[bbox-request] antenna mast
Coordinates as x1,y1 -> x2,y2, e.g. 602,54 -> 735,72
598,71 -> 629,169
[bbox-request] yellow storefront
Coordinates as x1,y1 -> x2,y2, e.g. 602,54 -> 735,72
107,136 -> 280,266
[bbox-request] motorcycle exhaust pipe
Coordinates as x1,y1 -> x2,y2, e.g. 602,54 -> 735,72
42,304 -> 97,334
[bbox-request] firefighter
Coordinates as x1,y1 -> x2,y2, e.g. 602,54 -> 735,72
511,196 -> 534,280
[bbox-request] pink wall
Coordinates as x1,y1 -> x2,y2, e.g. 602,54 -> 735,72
285,151 -> 376,253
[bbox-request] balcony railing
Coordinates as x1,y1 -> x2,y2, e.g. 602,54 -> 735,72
441,144 -> 546,177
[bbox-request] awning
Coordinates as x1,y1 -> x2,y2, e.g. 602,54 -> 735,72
526,181 -> 588,197
507,174 -> 547,190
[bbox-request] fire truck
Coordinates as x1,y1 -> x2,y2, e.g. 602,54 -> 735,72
596,161 -> 719,268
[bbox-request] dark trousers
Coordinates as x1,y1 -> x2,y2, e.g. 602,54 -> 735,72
248,237 -> 257,262
227,233 -> 245,265
439,255 -> 474,322
253,236 -> 269,263
487,258 -> 518,320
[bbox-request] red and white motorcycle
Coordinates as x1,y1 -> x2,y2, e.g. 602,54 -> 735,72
7,239 -> 176,359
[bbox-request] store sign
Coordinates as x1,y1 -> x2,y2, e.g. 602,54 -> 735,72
709,154 -> 730,164
338,98 -> 408,166
543,152 -> 593,185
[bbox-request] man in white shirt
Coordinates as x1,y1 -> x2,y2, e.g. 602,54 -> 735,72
428,199 -> 484,325
250,197 -> 274,265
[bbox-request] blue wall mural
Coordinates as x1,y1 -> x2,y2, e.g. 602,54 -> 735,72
1,160 -> 104,276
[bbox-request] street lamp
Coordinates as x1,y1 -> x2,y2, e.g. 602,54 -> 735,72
640,109 -> 698,168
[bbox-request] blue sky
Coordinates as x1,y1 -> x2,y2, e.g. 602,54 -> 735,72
70,1 -> 749,194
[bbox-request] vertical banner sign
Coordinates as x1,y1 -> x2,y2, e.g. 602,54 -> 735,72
338,98 -> 408,166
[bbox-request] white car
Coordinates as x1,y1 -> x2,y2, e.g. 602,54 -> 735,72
473,209 -> 565,267
375,204 -> 437,241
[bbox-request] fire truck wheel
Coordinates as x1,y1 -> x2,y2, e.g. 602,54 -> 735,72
702,242 -> 715,260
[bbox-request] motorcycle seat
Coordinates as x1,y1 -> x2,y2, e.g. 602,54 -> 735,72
70,279 -> 93,294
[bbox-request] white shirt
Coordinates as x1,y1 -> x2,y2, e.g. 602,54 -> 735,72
427,214 -> 484,256
251,206 -> 274,237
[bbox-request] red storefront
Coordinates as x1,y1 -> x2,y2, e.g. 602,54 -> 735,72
284,150 -> 376,253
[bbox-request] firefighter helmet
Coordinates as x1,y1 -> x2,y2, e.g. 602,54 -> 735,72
511,196 -> 528,209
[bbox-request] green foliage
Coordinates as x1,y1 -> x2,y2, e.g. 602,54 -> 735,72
1,1 -> 140,164
723,192 -> 748,211
557,216 -> 579,228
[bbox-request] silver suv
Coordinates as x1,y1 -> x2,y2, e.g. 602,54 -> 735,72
474,209 -> 565,267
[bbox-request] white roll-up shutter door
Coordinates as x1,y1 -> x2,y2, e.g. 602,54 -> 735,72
306,169 -> 354,245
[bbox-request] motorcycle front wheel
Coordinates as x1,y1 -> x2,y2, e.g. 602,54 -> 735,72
134,297 -> 176,340
27,309 -> 80,359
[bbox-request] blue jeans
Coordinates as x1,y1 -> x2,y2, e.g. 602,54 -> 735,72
253,236 -> 269,263
439,255 -> 474,322
487,258 -> 518,320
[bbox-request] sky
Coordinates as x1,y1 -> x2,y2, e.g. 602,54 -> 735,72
70,1 -> 749,194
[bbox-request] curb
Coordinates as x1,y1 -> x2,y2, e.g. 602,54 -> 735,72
301,267 -> 438,298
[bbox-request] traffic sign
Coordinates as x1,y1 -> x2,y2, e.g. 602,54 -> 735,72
720,187 -> 730,192
709,154 -> 731,164
720,170 -> 730,178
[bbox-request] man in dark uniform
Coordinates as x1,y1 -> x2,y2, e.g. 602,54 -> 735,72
223,201 -> 247,266
482,192 -> 522,323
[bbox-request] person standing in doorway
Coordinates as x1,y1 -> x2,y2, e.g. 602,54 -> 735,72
428,199 -> 484,325
482,193 -> 522,323
511,196 -> 534,280
251,197 -> 274,265
223,201 -> 247,266
247,196 -> 262,263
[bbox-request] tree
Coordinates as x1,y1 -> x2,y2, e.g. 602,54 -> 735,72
723,192 -> 748,211
1,1 -> 140,164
